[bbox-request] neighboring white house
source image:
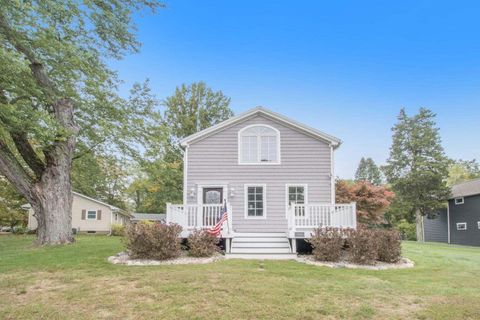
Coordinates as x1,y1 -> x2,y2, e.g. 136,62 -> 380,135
166,107 -> 356,258
26,192 -> 131,234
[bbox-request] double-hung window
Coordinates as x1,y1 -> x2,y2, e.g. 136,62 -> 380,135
245,185 -> 266,218
87,210 -> 97,220
239,125 -> 280,164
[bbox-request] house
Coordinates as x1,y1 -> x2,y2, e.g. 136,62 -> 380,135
26,192 -> 132,234
422,178 -> 480,246
131,213 -> 166,223
166,107 -> 356,258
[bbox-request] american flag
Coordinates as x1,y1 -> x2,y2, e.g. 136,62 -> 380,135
207,202 -> 228,236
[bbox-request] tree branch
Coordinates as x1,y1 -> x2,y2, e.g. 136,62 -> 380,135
10,131 -> 45,178
0,139 -> 36,203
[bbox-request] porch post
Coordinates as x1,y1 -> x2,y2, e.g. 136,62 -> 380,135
225,238 -> 231,253
291,238 -> 297,253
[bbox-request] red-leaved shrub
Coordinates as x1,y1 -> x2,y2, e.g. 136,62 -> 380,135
307,228 -> 345,262
376,228 -> 402,263
124,222 -> 182,260
187,229 -> 220,257
347,227 -> 378,265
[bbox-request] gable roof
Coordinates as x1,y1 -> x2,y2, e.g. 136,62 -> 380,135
180,106 -> 342,148
451,178 -> 480,198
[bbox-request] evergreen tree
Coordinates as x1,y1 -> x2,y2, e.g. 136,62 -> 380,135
355,157 -> 383,185
383,108 -> 450,241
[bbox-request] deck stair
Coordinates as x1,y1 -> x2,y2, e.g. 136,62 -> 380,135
226,232 -> 297,259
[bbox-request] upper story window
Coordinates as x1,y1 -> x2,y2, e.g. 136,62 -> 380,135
238,125 -> 280,164
454,197 -> 464,205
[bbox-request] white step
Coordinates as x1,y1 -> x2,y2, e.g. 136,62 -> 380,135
225,253 -> 297,260
232,242 -> 290,248
230,247 -> 291,254
234,237 -> 288,243
234,232 -> 286,238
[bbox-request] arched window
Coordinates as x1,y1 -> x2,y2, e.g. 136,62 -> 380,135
238,125 -> 280,164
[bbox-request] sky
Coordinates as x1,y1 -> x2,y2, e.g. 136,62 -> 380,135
110,0 -> 480,178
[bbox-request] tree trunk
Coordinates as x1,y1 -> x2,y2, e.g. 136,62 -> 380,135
32,98 -> 78,245
415,210 -> 424,242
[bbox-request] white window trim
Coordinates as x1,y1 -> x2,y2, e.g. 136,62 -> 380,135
285,184 -> 308,217
86,209 -> 97,220
456,222 -> 467,231
454,197 -> 464,205
477,221 -> 480,230
238,124 -> 281,165
244,184 -> 267,219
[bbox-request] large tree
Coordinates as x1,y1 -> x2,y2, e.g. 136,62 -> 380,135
131,82 -> 233,212
383,108 -> 450,241
354,157 -> 383,185
0,1 -> 162,244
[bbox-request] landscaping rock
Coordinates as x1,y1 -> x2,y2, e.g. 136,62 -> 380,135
296,255 -> 414,270
108,251 -> 224,266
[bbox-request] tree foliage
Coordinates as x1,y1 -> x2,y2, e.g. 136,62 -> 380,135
447,159 -> 480,186
383,108 -> 450,217
354,157 -> 383,185
0,176 -> 26,228
336,179 -> 394,225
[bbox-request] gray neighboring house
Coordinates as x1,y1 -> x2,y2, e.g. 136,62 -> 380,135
166,107 -> 357,258
423,178 -> 480,246
131,213 -> 166,223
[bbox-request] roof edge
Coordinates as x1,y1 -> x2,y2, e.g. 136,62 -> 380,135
180,106 -> 343,148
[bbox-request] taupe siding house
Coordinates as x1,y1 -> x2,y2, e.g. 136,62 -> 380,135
27,192 -> 131,234
422,178 -> 480,246
166,107 -> 356,258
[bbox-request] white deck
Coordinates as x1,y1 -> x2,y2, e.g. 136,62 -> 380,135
166,202 -> 356,239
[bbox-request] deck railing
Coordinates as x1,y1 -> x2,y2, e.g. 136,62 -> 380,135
288,203 -> 356,234
166,203 -> 232,237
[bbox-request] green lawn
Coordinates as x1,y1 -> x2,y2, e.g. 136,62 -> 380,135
1,236 -> 479,319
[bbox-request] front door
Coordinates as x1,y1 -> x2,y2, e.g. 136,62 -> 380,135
202,188 -> 224,226
203,187 -> 223,204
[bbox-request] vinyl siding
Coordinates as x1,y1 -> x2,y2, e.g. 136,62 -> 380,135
186,114 -> 332,233
449,194 -> 480,246
423,209 -> 448,243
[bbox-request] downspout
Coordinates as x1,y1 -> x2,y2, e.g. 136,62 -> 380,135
447,200 -> 451,244
330,144 -> 335,204
182,145 -> 188,205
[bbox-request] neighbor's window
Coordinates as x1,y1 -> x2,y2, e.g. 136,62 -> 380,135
239,125 -> 280,164
246,185 -> 265,218
87,210 -> 97,220
288,185 -> 306,205
457,222 -> 467,231
478,221 -> 480,230
454,197 -> 464,205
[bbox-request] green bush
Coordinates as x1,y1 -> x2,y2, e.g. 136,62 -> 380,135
124,222 -> 182,260
307,228 -> 345,262
347,227 -> 378,265
187,229 -> 220,257
12,226 -> 27,234
376,228 -> 402,263
111,224 -> 125,236
396,219 -> 416,240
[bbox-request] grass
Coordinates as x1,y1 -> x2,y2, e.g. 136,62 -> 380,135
1,236 -> 480,319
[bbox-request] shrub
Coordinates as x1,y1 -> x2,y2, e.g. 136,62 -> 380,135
111,224 -> 125,236
307,228 -> 345,262
376,228 -> 402,263
396,219 -> 416,240
124,222 -> 182,260
347,227 -> 378,265
187,229 -> 220,257
12,226 -> 27,234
